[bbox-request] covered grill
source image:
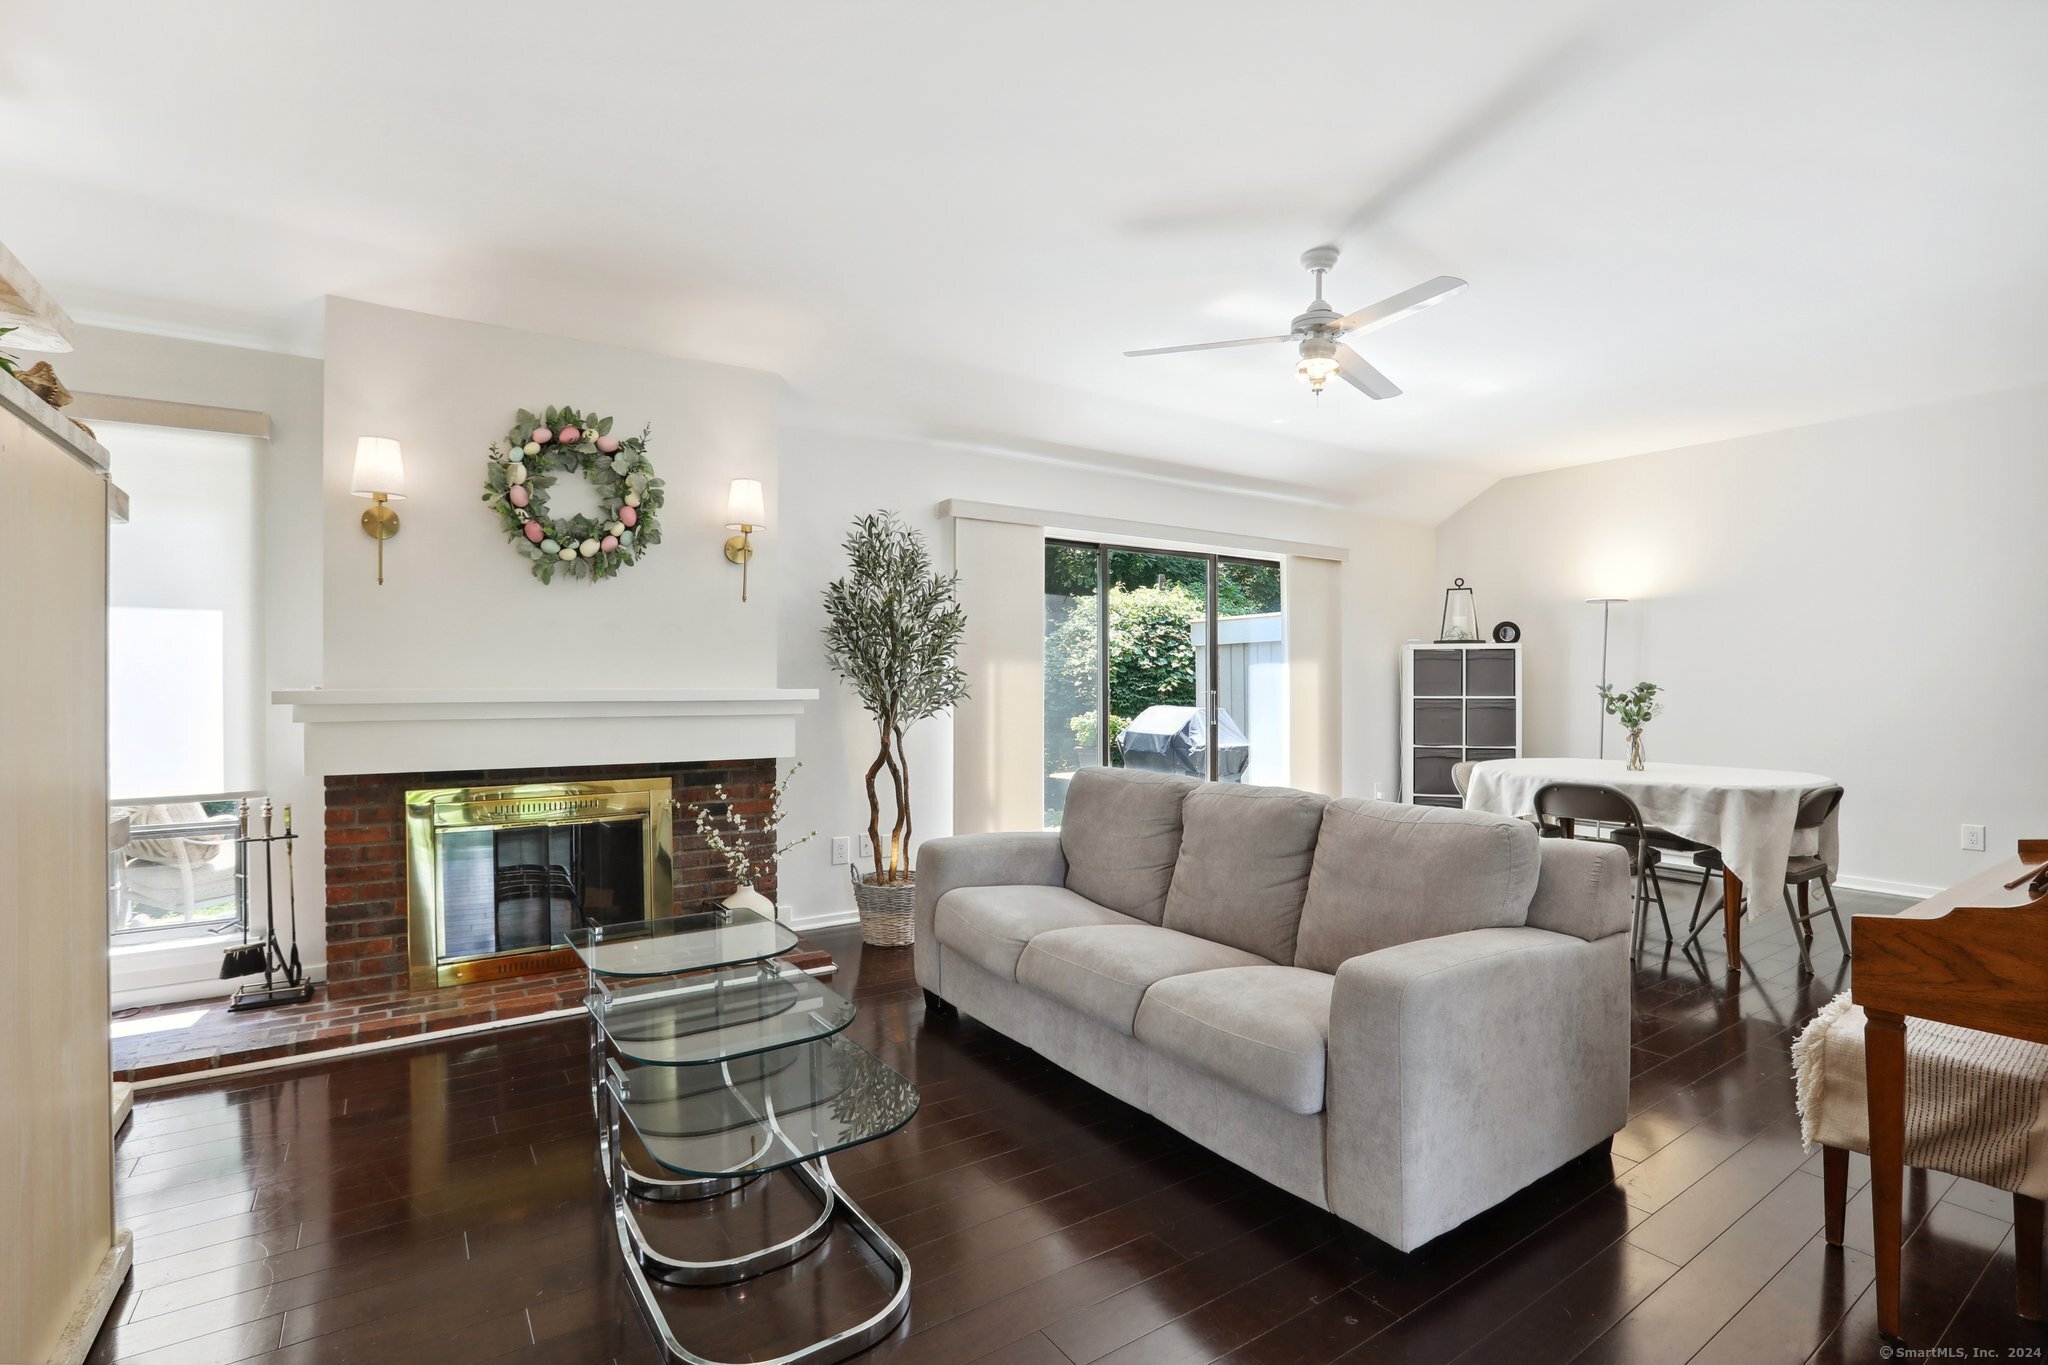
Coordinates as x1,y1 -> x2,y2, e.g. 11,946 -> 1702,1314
1116,705 -> 1250,781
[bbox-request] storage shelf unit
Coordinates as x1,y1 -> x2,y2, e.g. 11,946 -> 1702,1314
1401,643 -> 1522,807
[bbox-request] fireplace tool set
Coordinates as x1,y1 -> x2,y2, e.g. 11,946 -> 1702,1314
220,798 -> 316,1011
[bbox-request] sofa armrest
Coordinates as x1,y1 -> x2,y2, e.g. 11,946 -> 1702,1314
1525,838 -> 1634,941
1324,925 -> 1630,1252
913,832 -> 1067,995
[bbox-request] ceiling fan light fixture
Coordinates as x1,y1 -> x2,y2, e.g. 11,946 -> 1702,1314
1122,246 -> 1465,402
1296,336 -> 1340,392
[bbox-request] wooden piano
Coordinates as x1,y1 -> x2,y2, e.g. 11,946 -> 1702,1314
1850,837 -> 2048,1340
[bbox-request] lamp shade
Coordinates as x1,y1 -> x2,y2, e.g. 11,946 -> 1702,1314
725,478 -> 766,530
1438,577 -> 1479,642
350,436 -> 407,500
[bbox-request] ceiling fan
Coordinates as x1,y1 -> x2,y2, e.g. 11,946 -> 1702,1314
1124,246 -> 1466,400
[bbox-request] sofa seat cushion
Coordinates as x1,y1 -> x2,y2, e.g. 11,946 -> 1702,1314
1162,783 -> 1328,963
1293,798 -> 1541,973
1135,966 -> 1335,1115
934,885 -> 1141,983
1016,924 -> 1266,1035
1058,767 -> 1200,925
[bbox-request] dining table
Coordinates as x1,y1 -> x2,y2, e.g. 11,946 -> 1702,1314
1461,756 -> 1842,967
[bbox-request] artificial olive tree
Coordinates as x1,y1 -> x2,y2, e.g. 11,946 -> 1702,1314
822,511 -> 969,883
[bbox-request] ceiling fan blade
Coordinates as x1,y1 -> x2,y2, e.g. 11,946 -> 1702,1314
1330,6 -> 1703,243
1335,277 -> 1468,336
1123,334 -> 1291,358
1336,345 -> 1402,400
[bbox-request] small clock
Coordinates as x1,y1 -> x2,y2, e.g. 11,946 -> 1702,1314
1492,621 -> 1521,643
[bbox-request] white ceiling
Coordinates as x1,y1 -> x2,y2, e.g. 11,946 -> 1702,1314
4,0 -> 2045,519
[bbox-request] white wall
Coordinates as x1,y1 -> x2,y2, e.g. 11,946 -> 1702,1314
1339,519 -> 1438,802
1435,382 -> 2048,896
58,325 -> 325,1004
66,314 -> 1444,956
321,298 -> 778,689
773,422 -> 1437,926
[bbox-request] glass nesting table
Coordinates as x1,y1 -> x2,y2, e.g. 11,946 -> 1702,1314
563,909 -> 919,1365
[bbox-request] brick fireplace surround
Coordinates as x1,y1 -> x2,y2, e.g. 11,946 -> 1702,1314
110,757 -> 836,1083
325,757 -> 778,997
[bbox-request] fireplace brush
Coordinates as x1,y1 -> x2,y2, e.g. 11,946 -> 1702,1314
219,799 -> 266,978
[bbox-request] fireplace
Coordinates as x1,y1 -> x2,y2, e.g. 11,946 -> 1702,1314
323,758 -> 777,999
404,778 -> 674,989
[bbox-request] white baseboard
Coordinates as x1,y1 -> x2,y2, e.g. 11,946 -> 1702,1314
48,1229 -> 132,1365
788,908 -> 861,932
1833,873 -> 1942,901
1654,865 -> 1935,903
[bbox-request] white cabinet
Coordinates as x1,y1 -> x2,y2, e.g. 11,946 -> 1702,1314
1400,643 -> 1522,807
0,369 -> 125,1362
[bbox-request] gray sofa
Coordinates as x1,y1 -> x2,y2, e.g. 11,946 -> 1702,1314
913,767 -> 1633,1254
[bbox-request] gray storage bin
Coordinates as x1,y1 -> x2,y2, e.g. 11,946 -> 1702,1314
1413,794 -> 1463,809
1466,649 -> 1517,697
1414,698 -> 1462,747
1465,698 -> 1517,748
1413,650 -> 1464,697
1412,748 -> 1462,796
1467,747 -> 1516,764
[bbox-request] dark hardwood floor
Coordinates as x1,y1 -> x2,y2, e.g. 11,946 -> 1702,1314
91,877 -> 2047,1364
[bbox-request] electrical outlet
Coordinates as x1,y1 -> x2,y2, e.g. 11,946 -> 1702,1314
1372,783 -> 1387,801
830,836 -> 852,866
1961,823 -> 1986,852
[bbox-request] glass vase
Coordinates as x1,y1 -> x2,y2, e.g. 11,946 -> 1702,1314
1626,729 -> 1646,772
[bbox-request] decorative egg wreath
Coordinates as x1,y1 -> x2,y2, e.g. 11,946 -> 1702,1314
482,405 -> 664,584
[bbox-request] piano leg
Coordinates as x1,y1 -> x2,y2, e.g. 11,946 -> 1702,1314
1867,1007 -> 1907,1341
2019,1194 -> 2042,1322
1823,1146 -> 1847,1245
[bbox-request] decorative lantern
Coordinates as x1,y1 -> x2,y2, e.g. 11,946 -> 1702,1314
1438,578 -> 1479,643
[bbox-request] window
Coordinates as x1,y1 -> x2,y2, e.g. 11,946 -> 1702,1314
111,803 -> 246,939
1043,542 -> 1285,825
104,424 -> 263,939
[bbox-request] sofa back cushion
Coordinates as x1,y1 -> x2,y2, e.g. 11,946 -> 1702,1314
1058,767 -> 1199,924
1293,798 -> 1540,973
1161,784 -> 1327,962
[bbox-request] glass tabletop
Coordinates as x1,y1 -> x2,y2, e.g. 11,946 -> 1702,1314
611,1035 -> 920,1178
560,907 -> 799,978
592,959 -> 856,1067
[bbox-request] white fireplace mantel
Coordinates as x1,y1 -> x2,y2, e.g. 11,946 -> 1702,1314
273,687 -> 817,777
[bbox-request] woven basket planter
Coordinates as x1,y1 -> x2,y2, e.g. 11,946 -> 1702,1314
850,868 -> 916,947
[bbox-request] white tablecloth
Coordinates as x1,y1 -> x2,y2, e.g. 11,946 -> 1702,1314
1462,758 -> 1841,921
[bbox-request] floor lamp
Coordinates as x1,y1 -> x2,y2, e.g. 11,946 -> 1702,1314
1586,598 -> 1627,759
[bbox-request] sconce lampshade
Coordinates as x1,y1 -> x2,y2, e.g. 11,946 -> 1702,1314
350,436 -> 407,499
725,478 -> 766,530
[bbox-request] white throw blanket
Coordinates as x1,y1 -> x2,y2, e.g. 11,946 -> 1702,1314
1791,992 -> 2048,1198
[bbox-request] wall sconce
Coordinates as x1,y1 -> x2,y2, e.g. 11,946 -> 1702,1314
351,436 -> 406,586
723,478 -> 766,602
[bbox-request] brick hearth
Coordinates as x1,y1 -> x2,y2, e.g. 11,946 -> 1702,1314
324,757 -> 779,998
112,971 -> 587,1082
111,939 -> 838,1083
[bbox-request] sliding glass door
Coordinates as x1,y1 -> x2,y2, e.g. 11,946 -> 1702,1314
1043,543 -> 1102,823
1043,542 -> 1284,826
